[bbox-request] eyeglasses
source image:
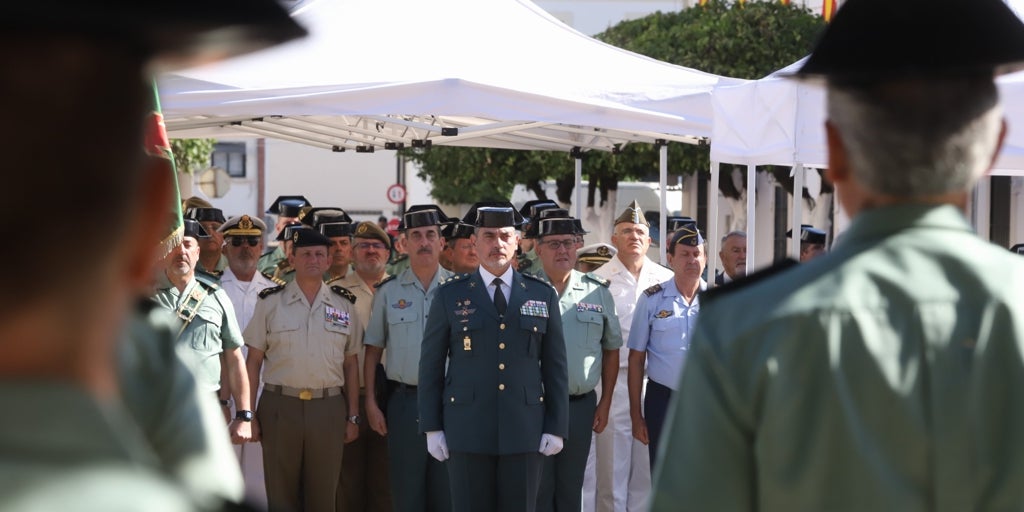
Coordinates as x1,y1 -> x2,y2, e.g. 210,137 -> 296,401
541,239 -> 576,250
355,242 -> 387,251
229,236 -> 261,247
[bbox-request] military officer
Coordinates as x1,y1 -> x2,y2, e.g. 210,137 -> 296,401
244,228 -> 363,512
588,200 -> 673,512
386,232 -> 411,276
311,209 -> 355,282
269,221 -> 309,284
364,205 -> 453,512
217,214 -> 283,508
258,196 -> 310,274
785,224 -> 828,262
626,222 -> 706,465
575,243 -> 616,273
153,219 -> 253,442
330,219 -> 394,512
652,0 -> 1024,509
517,200 -> 560,276
419,203 -> 569,512
531,215 -> 622,512
441,221 -> 479,274
185,206 -> 229,275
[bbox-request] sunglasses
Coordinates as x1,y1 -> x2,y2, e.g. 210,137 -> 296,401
229,236 -> 261,247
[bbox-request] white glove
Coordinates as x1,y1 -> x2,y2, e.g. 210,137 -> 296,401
426,430 -> 450,461
538,433 -> 564,456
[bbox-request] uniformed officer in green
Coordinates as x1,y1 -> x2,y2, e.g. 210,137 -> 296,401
327,218 -> 394,512
185,206 -> 229,276
441,222 -> 479,274
517,200 -> 559,276
268,221 -> 309,284
364,205 -> 453,512
531,215 -> 622,512
305,208 -> 354,282
244,228 -> 363,512
651,0 -> 1024,510
258,196 -> 309,275
386,231 -> 411,276
0,1 -> 302,510
153,219 -> 254,444
419,203 -> 570,512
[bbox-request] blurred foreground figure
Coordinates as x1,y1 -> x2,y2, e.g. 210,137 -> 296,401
652,0 -> 1024,511
0,2 -> 302,510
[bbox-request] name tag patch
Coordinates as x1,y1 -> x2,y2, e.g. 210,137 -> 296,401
521,300 -> 549,318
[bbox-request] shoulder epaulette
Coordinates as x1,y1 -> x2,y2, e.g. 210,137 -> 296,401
439,272 -> 469,287
262,271 -> 286,286
521,272 -> 549,285
374,274 -> 398,289
258,285 -> 285,299
195,271 -> 221,291
643,283 -> 663,296
702,258 -> 799,303
583,272 -> 610,287
331,285 -> 357,304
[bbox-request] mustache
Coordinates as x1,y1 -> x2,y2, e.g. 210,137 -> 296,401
417,247 -> 433,254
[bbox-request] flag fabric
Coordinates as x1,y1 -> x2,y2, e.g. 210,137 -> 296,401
823,0 -> 838,21
146,80 -> 183,258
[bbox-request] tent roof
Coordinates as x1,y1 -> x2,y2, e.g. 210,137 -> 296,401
160,0 -> 743,152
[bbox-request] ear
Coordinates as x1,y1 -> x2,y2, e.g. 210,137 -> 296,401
985,118 -> 1008,175
124,159 -> 175,293
824,120 -> 849,186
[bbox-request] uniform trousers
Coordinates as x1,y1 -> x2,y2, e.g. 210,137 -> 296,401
448,451 -> 544,512
387,383 -> 451,512
258,389 -> 346,512
338,391 -> 392,512
537,390 -> 596,512
642,379 -> 672,471
592,367 -> 650,511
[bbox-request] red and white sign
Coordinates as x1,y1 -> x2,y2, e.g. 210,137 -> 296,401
386,218 -> 401,235
386,184 -> 407,204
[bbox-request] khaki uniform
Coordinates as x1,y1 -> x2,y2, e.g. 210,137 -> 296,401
244,280 -> 363,512
330,271 -> 394,512
257,245 -> 286,275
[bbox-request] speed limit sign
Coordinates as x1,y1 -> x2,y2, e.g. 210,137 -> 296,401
386,184 -> 407,205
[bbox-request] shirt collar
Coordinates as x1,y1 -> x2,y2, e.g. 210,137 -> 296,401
479,265 -> 513,288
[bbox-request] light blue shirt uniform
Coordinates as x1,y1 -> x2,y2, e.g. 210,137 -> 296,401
626,278 -> 706,391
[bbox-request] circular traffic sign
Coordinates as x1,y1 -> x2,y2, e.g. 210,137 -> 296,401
386,184 -> 407,204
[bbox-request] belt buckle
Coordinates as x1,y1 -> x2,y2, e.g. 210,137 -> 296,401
299,389 -> 313,400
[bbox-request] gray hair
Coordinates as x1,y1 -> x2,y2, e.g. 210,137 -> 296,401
826,77 -> 1003,196
720,230 -> 747,245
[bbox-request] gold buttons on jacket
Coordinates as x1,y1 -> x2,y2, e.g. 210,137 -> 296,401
500,323 -> 506,330
499,343 -> 506,350
498,384 -> 505,391
498,363 -> 505,370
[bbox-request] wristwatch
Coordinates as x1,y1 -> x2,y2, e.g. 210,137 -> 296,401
235,410 -> 254,422
347,415 -> 361,425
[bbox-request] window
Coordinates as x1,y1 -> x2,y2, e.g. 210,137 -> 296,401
210,142 -> 247,178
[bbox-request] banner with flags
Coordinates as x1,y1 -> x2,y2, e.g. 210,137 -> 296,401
823,0 -> 838,21
146,81 -> 184,258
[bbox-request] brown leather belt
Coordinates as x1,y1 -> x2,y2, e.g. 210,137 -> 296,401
264,383 -> 343,401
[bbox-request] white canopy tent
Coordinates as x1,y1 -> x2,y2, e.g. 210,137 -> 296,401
160,0 -> 744,260
160,0 -> 743,151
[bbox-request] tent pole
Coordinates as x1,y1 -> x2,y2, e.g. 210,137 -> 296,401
792,163 -> 804,260
658,140 -> 668,265
708,161 -> 720,286
572,147 -> 583,219
746,164 -> 756,275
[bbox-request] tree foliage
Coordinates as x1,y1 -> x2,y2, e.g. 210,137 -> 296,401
406,0 -> 825,204
170,138 -> 216,175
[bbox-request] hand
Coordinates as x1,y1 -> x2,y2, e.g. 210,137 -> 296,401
250,417 -> 262,443
631,414 -> 649,445
593,400 -> 611,434
366,401 -> 388,436
426,430 -> 449,461
229,419 -> 252,445
345,422 -> 359,444
538,434 -> 564,456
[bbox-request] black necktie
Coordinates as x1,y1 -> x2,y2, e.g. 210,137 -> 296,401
492,277 -> 507,316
